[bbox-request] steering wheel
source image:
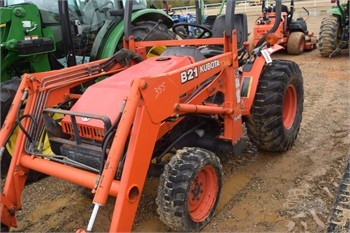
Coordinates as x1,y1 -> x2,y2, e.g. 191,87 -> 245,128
172,23 -> 213,39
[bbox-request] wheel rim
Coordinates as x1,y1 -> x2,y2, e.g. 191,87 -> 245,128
188,165 -> 218,222
283,84 -> 297,129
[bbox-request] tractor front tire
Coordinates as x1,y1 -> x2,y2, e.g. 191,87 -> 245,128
287,32 -> 305,55
246,60 -> 304,152
156,147 -> 222,232
319,16 -> 340,57
0,78 -> 21,126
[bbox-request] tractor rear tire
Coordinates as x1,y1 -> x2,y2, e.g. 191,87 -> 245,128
0,77 -> 21,126
131,21 -> 175,57
115,21 -> 176,53
246,60 -> 303,152
132,21 -> 175,41
319,16 -> 340,57
287,32 -> 305,55
156,147 -> 222,232
0,78 -> 19,179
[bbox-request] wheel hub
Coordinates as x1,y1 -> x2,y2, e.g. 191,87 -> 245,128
191,179 -> 204,201
188,165 -> 218,222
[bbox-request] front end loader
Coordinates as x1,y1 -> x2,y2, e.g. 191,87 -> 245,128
0,0 -> 304,232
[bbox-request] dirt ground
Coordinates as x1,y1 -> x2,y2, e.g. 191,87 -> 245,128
2,3 -> 350,233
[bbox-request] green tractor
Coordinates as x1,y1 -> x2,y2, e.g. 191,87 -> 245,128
0,0 -> 175,178
319,0 -> 349,57
0,0 -> 175,126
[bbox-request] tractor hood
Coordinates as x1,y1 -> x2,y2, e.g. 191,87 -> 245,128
61,55 -> 193,141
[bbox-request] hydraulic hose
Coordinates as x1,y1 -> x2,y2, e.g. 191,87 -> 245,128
99,100 -> 126,175
256,0 -> 282,47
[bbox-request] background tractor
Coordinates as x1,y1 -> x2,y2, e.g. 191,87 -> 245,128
250,0 -> 317,55
0,0 -> 303,232
319,0 -> 349,57
0,0 -> 175,177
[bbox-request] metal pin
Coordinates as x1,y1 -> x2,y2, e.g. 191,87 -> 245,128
87,204 -> 100,232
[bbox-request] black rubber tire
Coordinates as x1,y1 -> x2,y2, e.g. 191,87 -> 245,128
327,159 -> 350,232
115,21 -> 176,52
0,222 -> 9,232
287,31 -> 305,55
246,59 -> 304,152
0,78 -> 19,179
132,21 -> 175,41
0,78 -> 21,127
156,147 -> 223,232
319,16 -> 340,57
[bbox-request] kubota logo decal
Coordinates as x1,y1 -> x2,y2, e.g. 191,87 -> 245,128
180,60 -> 220,84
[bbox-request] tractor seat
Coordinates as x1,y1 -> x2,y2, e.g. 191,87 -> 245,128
200,13 -> 248,58
160,46 -> 206,62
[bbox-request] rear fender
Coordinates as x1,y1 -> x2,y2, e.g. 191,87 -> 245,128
93,10 -> 173,60
241,44 -> 283,116
329,6 -> 343,18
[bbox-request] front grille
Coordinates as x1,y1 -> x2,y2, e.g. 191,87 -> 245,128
62,122 -> 105,141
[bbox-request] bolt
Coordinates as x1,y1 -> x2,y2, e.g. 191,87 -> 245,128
142,82 -> 148,89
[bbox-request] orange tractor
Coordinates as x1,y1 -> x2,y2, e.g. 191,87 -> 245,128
251,0 -> 317,54
0,0 -> 304,232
